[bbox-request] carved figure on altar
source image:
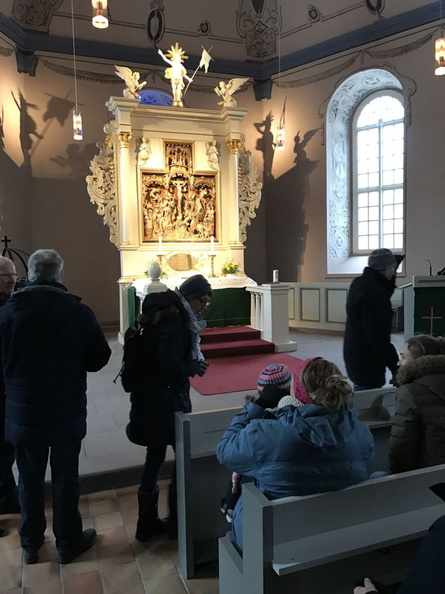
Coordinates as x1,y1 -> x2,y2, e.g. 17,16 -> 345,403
158,43 -> 192,107
214,78 -> 249,107
114,66 -> 147,99
206,140 -> 220,170
137,137 -> 151,166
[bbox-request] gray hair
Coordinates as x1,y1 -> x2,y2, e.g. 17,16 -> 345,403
28,249 -> 64,283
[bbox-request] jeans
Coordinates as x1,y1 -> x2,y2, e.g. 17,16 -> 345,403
15,441 -> 82,551
140,445 -> 176,493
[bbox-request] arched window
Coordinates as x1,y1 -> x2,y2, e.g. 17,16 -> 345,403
352,90 -> 405,253
326,69 -> 406,275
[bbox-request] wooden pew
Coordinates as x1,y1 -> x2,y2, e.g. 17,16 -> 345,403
175,388 -> 394,579
219,465 -> 445,594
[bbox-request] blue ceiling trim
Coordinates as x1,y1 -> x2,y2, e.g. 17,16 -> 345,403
0,3 -> 440,80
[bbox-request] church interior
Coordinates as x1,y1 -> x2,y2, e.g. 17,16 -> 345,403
1,1 -> 445,592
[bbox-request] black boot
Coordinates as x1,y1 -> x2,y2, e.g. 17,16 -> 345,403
167,484 -> 178,539
135,488 -> 167,542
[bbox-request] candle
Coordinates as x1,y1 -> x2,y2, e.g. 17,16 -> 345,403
210,235 -> 215,254
158,236 -> 163,254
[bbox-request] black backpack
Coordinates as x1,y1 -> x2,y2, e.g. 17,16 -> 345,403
114,323 -> 149,393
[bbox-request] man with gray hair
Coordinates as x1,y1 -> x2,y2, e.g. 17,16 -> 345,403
0,256 -> 20,538
343,248 -> 401,390
0,249 -> 111,564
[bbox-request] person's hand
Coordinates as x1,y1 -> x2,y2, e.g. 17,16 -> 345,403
255,384 -> 285,409
354,578 -> 379,593
197,360 -> 209,377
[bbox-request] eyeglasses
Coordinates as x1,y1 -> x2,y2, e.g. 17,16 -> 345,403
0,273 -> 18,279
198,297 -> 211,307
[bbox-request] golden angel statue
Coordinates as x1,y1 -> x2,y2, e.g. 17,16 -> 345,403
214,78 -> 249,107
158,43 -> 192,107
114,66 -> 147,99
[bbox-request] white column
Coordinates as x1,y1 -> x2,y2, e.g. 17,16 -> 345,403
260,284 -> 297,352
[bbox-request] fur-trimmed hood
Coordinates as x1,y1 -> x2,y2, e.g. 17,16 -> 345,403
397,355 -> 445,394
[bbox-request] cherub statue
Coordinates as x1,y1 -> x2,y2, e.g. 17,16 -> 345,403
206,139 -> 219,170
158,43 -> 192,107
114,66 -> 147,99
138,137 -> 151,166
214,78 -> 249,107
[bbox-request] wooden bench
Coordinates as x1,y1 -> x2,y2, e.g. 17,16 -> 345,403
219,465 -> 445,594
174,387 -> 395,579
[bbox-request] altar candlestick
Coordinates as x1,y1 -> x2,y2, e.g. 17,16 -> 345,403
210,235 -> 215,254
158,236 -> 163,254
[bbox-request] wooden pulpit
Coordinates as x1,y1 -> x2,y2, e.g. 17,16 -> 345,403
400,276 -> 445,340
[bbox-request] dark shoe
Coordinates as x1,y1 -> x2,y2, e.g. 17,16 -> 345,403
57,529 -> 97,564
0,524 -> 7,538
135,488 -> 167,542
23,548 -> 40,564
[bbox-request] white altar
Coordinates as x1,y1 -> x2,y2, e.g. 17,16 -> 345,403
87,99 -> 262,339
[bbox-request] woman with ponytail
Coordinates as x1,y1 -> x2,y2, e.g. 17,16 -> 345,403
216,357 -> 374,549
389,335 -> 445,474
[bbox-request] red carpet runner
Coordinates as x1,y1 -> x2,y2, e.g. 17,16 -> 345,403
190,352 -> 302,395
191,326 -> 301,395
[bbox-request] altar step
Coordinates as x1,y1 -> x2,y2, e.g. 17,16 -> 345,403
200,326 -> 275,359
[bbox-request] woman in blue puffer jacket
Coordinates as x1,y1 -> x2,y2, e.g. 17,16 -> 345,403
216,357 -> 374,548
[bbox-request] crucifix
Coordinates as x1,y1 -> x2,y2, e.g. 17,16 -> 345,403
1,236 -> 11,249
421,306 -> 443,335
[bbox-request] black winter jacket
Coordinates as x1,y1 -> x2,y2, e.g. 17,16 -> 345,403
389,355 -> 445,473
343,267 -> 399,388
0,283 -> 111,445
127,289 -> 200,447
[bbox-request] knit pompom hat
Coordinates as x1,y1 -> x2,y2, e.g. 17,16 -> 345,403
179,274 -> 212,300
257,364 -> 292,395
293,358 -> 315,405
277,395 -> 304,408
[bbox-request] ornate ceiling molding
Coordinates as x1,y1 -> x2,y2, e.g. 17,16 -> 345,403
11,0 -> 63,33
236,0 -> 282,58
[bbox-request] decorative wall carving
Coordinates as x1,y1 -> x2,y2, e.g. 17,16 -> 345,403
238,140 -> 262,243
236,0 -> 281,58
141,142 -> 216,242
325,69 -> 406,273
86,122 -> 119,246
146,0 -> 165,45
118,132 -> 131,148
227,139 -> 240,154
11,0 -> 63,32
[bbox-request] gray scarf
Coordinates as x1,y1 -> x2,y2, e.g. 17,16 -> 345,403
175,288 -> 207,361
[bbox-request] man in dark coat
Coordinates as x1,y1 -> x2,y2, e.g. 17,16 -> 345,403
126,273 -> 211,542
0,256 -> 20,538
343,248 -> 399,390
0,249 -> 111,564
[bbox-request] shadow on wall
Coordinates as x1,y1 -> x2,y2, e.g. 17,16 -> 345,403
11,90 -> 44,175
51,143 -> 98,178
254,113 -> 320,281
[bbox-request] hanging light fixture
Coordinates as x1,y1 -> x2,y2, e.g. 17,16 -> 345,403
435,0 -> 445,75
70,0 -> 83,140
92,0 -> 109,29
276,1 -> 286,150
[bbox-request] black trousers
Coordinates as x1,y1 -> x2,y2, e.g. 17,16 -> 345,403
15,441 -> 83,552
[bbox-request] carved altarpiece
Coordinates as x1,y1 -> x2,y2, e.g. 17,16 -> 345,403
141,142 -> 217,241
87,98 -> 261,338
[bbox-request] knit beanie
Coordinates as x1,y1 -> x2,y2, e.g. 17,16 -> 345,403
293,358 -> 315,405
257,364 -> 292,395
179,274 -> 212,300
368,248 -> 397,270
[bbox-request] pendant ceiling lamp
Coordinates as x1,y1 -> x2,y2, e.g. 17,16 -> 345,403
70,0 -> 83,140
435,0 -> 445,75
92,0 -> 109,29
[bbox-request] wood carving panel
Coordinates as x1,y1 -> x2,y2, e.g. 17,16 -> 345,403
141,141 -> 217,242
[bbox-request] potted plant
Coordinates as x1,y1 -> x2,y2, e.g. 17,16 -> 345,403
221,261 -> 239,276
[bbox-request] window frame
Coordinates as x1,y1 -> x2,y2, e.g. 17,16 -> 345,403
351,89 -> 405,256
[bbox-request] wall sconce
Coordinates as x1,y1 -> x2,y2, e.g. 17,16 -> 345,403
435,37 -> 445,75
92,0 -> 109,29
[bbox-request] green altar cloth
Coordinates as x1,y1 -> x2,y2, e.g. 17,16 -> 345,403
204,287 -> 251,328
